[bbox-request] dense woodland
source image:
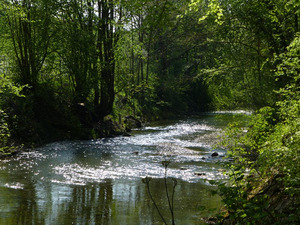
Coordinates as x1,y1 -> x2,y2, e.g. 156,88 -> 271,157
0,0 -> 299,224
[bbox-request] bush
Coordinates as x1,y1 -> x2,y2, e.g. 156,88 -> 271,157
215,35 -> 300,225
0,74 -> 25,153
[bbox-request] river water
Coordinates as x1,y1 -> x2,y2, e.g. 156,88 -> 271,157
0,111 -> 249,225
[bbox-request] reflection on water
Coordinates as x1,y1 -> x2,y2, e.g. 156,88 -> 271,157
0,179 -> 221,225
0,112 -> 249,225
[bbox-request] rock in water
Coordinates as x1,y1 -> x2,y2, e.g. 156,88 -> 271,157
194,172 -> 206,176
211,152 -> 219,157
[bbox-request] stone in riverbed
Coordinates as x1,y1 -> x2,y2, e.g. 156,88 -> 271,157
124,115 -> 142,132
194,172 -> 206,176
211,152 -> 219,157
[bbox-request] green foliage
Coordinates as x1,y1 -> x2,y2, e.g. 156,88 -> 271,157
216,35 -> 300,224
189,0 -> 299,109
194,0 -> 224,25
0,74 -> 25,152
0,74 -> 25,97
0,0 -> 299,223
0,109 -> 10,151
0,0 -> 216,146
0,0 -> 298,150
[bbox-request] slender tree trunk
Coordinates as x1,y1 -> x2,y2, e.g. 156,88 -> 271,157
96,0 -> 117,120
295,12 -> 298,33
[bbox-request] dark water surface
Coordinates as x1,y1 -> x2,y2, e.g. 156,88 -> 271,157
0,111 -> 249,225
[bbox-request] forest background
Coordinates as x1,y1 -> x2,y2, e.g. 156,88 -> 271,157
0,0 -> 297,145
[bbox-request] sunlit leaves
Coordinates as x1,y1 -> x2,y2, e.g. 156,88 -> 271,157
0,74 -> 26,152
217,34 -> 300,224
189,0 -> 224,25
0,74 -> 27,97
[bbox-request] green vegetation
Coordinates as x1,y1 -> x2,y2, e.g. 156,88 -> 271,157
0,0 -> 208,146
214,34 -> 300,225
0,73 -> 25,154
188,0 -> 299,223
0,0 -> 299,222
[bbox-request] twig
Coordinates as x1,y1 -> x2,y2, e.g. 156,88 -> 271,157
163,161 -> 176,225
165,170 -> 173,224
144,177 -> 168,225
171,178 -> 177,225
143,161 -> 177,225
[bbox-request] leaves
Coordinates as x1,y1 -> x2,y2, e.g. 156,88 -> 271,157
216,35 -> 300,224
0,74 -> 26,151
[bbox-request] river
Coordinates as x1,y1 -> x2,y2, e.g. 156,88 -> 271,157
0,111 -> 249,225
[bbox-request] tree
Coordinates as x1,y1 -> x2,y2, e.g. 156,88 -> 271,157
189,0 -> 299,109
217,35 -> 300,224
0,73 -> 26,152
4,0 -> 54,90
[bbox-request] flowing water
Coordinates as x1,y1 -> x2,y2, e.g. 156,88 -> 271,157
0,111 -> 249,225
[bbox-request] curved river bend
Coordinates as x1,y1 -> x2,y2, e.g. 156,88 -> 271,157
0,112 -> 249,225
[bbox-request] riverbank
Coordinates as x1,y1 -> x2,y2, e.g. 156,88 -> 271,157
217,173 -> 299,225
212,106 -> 300,225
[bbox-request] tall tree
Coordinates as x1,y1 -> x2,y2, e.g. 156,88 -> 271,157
4,0 -> 53,90
56,0 -> 123,121
95,0 -> 121,119
189,0 -> 300,109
